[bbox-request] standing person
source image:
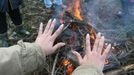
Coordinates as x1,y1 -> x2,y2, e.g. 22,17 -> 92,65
44,0 -> 63,12
44,0 -> 66,29
0,0 -> 30,47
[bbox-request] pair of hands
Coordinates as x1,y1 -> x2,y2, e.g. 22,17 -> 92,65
35,19 -> 111,71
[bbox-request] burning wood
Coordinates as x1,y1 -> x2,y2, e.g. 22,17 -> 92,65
51,10 -> 97,75
42,0 -> 134,75
74,0 -> 83,20
67,0 -> 84,21
63,59 -> 74,75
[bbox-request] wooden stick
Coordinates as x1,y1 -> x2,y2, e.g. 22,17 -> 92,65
105,64 -> 134,75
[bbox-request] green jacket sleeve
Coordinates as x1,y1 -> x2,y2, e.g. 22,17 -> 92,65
72,64 -> 104,75
0,40 -> 45,75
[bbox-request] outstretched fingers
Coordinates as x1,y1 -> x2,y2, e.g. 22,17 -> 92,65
44,19 -> 52,34
86,34 -> 91,54
52,42 -> 65,51
92,33 -> 101,52
98,36 -> 105,54
72,51 -> 83,64
103,44 -> 111,58
38,22 -> 43,36
47,19 -> 56,35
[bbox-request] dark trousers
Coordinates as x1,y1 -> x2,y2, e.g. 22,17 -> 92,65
0,5 -> 22,34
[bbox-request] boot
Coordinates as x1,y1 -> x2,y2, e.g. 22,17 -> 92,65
0,33 -> 8,47
13,25 -> 31,37
11,25 -> 31,38
46,8 -> 53,14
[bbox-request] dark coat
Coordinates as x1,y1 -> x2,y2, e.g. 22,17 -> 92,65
0,0 -> 22,12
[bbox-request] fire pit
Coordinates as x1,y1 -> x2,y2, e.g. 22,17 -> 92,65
54,15 -> 96,75
42,0 -> 134,75
49,11 -> 118,75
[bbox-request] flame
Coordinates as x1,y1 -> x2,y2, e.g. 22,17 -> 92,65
63,59 -> 71,66
74,0 -> 83,20
63,59 -> 74,75
67,0 -> 83,20
67,64 -> 73,75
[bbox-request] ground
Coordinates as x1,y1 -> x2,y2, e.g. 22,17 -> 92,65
7,0 -> 134,75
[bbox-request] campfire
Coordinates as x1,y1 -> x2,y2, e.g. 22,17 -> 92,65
54,11 -> 96,74
43,0 -> 134,75
73,0 -> 83,20
67,0 -> 84,21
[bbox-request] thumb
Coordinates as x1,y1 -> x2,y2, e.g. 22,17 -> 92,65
52,42 -> 65,51
72,51 -> 83,64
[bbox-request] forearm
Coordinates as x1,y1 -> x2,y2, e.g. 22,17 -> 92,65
72,65 -> 104,75
0,40 -> 46,75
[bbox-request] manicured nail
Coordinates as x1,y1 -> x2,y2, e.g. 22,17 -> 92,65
52,18 -> 56,23
53,18 -> 56,23
40,22 -> 43,25
40,22 -> 43,28
62,43 -> 66,46
107,44 -> 111,49
61,24 -> 64,26
101,36 -> 104,39
48,19 -> 52,23
51,19 -> 56,25
97,32 -> 101,39
87,34 -> 90,39
60,24 -> 64,30
109,44 -> 111,47
72,50 -> 76,54
87,33 -> 89,37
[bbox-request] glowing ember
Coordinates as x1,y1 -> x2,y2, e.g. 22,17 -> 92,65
74,0 -> 83,20
105,59 -> 110,65
63,59 -> 71,66
63,59 -> 74,75
67,64 -> 73,75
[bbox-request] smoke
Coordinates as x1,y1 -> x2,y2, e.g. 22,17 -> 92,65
83,0 -> 134,44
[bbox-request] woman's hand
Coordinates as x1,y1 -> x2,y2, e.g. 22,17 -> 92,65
73,33 -> 111,71
35,19 -> 65,56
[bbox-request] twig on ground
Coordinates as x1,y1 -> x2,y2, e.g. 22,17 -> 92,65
51,52 -> 59,75
105,64 -> 134,75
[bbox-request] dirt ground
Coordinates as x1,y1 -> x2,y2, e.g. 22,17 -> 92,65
7,0 -> 134,75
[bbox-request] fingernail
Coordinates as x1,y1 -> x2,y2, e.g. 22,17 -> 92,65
52,19 -> 56,23
52,19 -> 56,25
40,22 -> 43,25
53,18 -> 56,22
60,24 -> 64,30
72,50 -> 76,54
87,33 -> 89,37
107,44 -> 111,48
62,43 -> 66,46
40,22 -> 43,28
98,32 -> 101,36
48,19 -> 52,23
101,36 -> 104,39
61,24 -> 64,27
109,44 -> 111,47
86,33 -> 90,39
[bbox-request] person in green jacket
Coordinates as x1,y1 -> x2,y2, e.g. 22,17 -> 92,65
0,19 -> 111,75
